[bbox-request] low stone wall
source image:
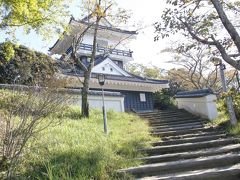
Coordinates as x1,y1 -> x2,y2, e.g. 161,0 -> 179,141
175,89 -> 218,120
0,84 -> 125,112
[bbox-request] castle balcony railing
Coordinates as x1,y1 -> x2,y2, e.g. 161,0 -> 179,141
66,43 -> 133,57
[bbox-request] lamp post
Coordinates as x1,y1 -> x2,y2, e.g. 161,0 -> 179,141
98,74 -> 108,134
13,75 -> 21,91
14,75 -> 20,85
210,57 -> 237,125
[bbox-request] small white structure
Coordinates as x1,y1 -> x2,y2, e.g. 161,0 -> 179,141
175,89 -> 218,120
67,89 -> 125,112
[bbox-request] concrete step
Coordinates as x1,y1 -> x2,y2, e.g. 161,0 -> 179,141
138,144 -> 240,164
161,131 -> 226,141
141,138 -> 239,155
151,121 -> 204,130
138,163 -> 240,180
128,110 -> 240,179
148,119 -> 205,127
138,110 -> 187,116
120,153 -> 240,177
147,116 -> 199,122
152,134 -> 228,146
149,120 -> 207,128
149,118 -> 204,126
151,127 -> 222,137
151,124 -> 203,133
142,114 -> 198,120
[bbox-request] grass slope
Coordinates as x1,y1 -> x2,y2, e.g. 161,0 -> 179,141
19,107 -> 154,179
207,104 -> 240,136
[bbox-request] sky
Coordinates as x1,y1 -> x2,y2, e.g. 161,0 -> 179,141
118,0 -> 173,68
0,0 -> 176,70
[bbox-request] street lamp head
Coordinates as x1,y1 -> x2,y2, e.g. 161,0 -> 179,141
98,74 -> 105,86
210,57 -> 222,66
13,75 -> 21,85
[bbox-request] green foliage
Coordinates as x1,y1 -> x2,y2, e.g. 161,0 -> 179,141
0,42 -> 57,85
0,88 -> 68,178
218,88 -> 240,120
0,0 -> 72,39
167,68 -> 199,91
227,122 -> 240,135
154,88 -> 176,110
155,0 -> 240,70
15,107 -> 154,179
155,0 -> 228,41
126,63 -> 164,79
0,89 -> 27,113
211,89 -> 240,135
210,108 -> 240,136
207,105 -> 229,128
0,42 -> 15,62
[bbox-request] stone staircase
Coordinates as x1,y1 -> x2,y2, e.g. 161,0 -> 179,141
120,109 -> 240,179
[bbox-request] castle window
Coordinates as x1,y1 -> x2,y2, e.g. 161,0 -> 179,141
140,93 -> 146,102
102,67 -> 105,71
110,68 -> 113,72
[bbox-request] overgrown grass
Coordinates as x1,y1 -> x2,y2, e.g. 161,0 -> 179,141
207,101 -> 240,136
18,107 -> 154,179
0,89 -> 155,179
207,111 -> 229,128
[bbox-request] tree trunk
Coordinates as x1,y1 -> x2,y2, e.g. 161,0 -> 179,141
81,71 -> 90,118
81,14 -> 101,117
211,0 -> 240,53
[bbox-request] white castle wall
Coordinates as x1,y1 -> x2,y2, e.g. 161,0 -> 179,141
175,94 -> 218,120
68,94 -> 125,112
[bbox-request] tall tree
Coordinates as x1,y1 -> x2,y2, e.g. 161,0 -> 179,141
155,0 -> 240,70
167,67 -> 237,92
167,43 -> 220,90
68,0 -> 131,117
126,63 -> 164,79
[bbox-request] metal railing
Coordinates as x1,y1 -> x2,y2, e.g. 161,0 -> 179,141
78,43 -> 133,57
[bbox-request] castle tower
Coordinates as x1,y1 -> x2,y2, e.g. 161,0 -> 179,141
49,17 -> 168,112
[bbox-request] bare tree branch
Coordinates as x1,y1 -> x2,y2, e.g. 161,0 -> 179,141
211,0 -> 240,53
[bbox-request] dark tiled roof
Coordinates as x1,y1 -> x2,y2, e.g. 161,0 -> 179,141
49,18 -> 73,51
94,54 -> 108,65
82,15 -> 113,27
66,88 -> 124,97
174,89 -> 214,98
49,16 -> 137,52
61,55 -> 168,85
64,71 -> 168,85
0,83 -> 123,97
58,50 -> 168,85
72,19 -> 137,35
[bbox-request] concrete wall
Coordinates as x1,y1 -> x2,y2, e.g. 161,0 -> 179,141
176,94 -> 218,120
69,94 -> 125,112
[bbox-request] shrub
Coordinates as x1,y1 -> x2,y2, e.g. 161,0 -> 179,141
0,88 -> 68,179
154,89 -> 176,110
0,87 -> 154,179
0,42 -> 57,86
